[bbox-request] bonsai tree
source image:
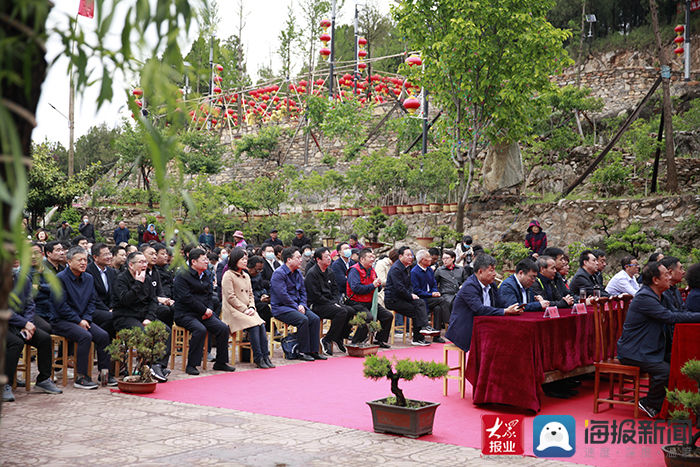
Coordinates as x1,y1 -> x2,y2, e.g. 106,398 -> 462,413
348,312 -> 382,348
106,321 -> 169,383
353,207 -> 388,244
318,211 -> 341,239
665,359 -> 700,453
363,355 -> 449,407
382,219 -> 408,246
430,225 -> 462,253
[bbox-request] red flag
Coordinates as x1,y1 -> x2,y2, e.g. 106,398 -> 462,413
78,0 -> 94,18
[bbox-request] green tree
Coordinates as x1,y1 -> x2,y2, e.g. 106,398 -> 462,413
297,0 -> 331,74
278,4 -> 300,79
74,124 -> 122,176
604,223 -> 655,258
393,0 -> 571,233
178,131 -> 225,174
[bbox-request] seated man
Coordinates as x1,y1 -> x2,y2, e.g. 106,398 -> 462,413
434,249 -> 468,308
50,247 -> 114,389
592,249 -> 607,289
173,248 -> 235,375
247,255 -> 272,326
384,246 -> 437,346
685,263 -> 700,313
154,243 -> 174,299
345,248 -> 393,348
617,261 -> 700,418
543,247 -> 570,299
86,243 -> 117,338
305,247 -> 354,355
570,249 -> 609,301
498,258 -> 549,311
112,252 -> 172,382
260,243 -> 280,289
661,257 -> 686,312
270,247 -> 325,361
4,272 -> 62,402
34,241 -> 66,325
531,256 -> 575,308
445,254 -> 522,352
141,244 -> 175,326
331,242 -> 353,297
411,249 -> 450,340
605,255 -> 641,296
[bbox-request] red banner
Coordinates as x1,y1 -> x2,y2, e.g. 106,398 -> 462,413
692,0 -> 700,12
78,0 -> 94,18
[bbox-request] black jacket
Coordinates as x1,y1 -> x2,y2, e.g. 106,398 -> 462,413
78,222 -> 95,242
86,262 -> 117,311
262,258 -> 280,289
305,264 -> 341,307
111,268 -> 159,323
155,264 -> 174,298
292,236 -> 311,249
569,267 -> 608,299
531,274 -> 570,308
385,261 -> 414,304
173,267 -> 214,318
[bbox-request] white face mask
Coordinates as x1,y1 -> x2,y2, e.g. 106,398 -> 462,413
83,218 -> 89,224
265,252 -> 275,261
220,254 -> 228,263
343,249 -> 352,258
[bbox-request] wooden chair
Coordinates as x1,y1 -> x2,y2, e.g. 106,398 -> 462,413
170,325 -> 208,372
13,344 -> 32,392
268,317 -> 293,356
592,297 -> 643,418
442,343 -> 466,398
389,310 -> 411,345
230,330 -> 253,364
50,335 -> 95,386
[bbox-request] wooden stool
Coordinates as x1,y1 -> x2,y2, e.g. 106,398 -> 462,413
13,344 -> 32,392
443,343 -> 466,398
230,330 -> 253,364
114,348 -> 138,377
389,310 -> 411,345
170,325 -> 208,371
269,318 -> 293,356
51,335 -> 69,387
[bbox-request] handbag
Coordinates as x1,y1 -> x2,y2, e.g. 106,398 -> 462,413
280,332 -> 299,360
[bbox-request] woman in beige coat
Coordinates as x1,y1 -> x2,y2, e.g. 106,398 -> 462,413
221,248 -> 274,369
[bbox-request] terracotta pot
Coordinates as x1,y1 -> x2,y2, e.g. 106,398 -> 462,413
411,204 -> 422,214
366,398 -> 440,438
448,203 -> 458,212
117,380 -> 157,394
396,206 -> 405,214
442,204 -> 451,213
367,241 -> 385,249
380,206 -> 390,215
416,237 -> 433,248
350,208 -> 360,216
421,204 -> 430,213
339,209 -> 350,216
429,203 -> 441,213
322,237 -> 336,248
662,444 -> 700,467
387,205 -> 397,215
346,344 -> 379,357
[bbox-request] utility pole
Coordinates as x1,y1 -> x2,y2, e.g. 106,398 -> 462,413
68,74 -> 75,178
649,0 -> 678,192
353,2 -> 358,90
328,0 -> 337,99
684,0 -> 691,81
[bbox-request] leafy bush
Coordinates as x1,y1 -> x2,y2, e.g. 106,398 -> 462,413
106,321 -> 169,383
353,207 -> 388,243
178,131 -> 224,174
604,223 -> 655,258
234,126 -> 283,162
382,219 -> 408,245
490,241 -> 532,271
590,151 -> 632,197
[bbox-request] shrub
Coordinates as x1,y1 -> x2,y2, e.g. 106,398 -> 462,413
590,151 -> 632,197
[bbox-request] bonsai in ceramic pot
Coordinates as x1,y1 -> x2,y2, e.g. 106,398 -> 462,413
106,320 -> 169,393
363,355 -> 449,438
663,358 -> 700,466
345,312 -> 381,357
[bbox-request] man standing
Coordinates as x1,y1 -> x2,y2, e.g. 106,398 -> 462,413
112,251 -> 171,382
385,246 -> 437,346
198,226 -> 215,250
86,243 -> 117,338
531,256 -> 575,308
331,242 -> 353,299
570,250 -> 608,301
345,248 -> 393,348
617,262 -> 700,418
137,216 -> 148,245
305,247 -> 353,355
56,220 -> 73,242
50,247 -> 114,389
292,229 -> 311,249
411,250 -> 450,340
78,215 -> 95,243
605,256 -> 641,296
113,221 -> 130,245
173,248 -> 235,375
260,243 -> 280,289
270,247 -> 325,362
434,250 -> 468,308
498,258 -> 550,312
445,254 -> 522,352
266,228 -> 283,247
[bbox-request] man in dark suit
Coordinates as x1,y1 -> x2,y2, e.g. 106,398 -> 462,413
331,242 -> 353,299
261,243 -> 280,289
173,248 -> 235,375
498,258 -> 549,312
530,256 -> 575,308
266,228 -> 283,247
570,249 -> 609,302
617,262 -> 700,418
86,243 -> 117,338
445,254 -> 522,352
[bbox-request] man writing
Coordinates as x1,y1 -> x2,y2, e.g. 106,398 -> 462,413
445,254 -> 522,352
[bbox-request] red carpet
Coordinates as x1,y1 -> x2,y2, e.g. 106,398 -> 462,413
138,346 -> 670,466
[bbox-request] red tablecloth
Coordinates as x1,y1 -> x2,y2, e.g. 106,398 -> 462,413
659,323 -> 700,421
466,309 -> 596,412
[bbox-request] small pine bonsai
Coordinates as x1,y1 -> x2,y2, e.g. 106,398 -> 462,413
106,321 -> 169,383
348,311 -> 382,347
363,355 -> 449,407
666,359 -> 700,451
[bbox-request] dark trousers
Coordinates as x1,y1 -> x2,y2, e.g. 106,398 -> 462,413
423,296 -> 451,330
619,357 -> 670,410
156,304 -> 174,327
92,308 -> 115,338
385,298 -> 429,340
113,317 -> 172,368
34,315 -> 52,334
256,302 -> 272,329
5,326 -> 52,385
175,313 -> 230,368
274,308 -> 320,354
246,324 -> 269,361
51,320 -> 110,377
311,303 -> 351,344
347,301 -> 393,344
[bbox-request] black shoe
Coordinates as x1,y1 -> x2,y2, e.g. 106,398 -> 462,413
254,358 -> 271,369
334,340 -> 347,353
162,368 -> 172,378
433,336 -> 446,343
420,326 -> 438,335
638,399 -> 658,418
212,362 -> 236,372
74,375 -> 98,390
321,339 -> 333,356
299,353 -> 315,361
263,356 -> 276,368
150,364 -> 168,382
544,389 -> 575,399
310,352 -> 327,360
374,341 -> 391,349
185,366 -> 200,375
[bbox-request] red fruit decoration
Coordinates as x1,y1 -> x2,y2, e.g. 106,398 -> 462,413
132,88 -> 144,97
403,96 -> 420,114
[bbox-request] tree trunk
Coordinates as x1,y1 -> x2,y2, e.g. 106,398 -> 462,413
389,372 -> 406,407
649,0 -> 679,192
455,167 -> 465,233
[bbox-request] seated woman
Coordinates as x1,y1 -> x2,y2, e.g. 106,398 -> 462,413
221,247 -> 275,369
685,263 -> 700,313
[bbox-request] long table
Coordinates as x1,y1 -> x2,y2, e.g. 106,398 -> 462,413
659,323 -> 700,421
465,308 -> 596,412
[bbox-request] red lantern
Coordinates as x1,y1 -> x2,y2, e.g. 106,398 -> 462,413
358,62 -> 367,70
320,32 -> 331,45
315,79 -> 325,86
319,47 -> 331,60
320,18 -> 331,29
132,88 -> 143,97
673,36 -> 684,45
134,99 -> 142,107
211,118 -> 217,125
405,55 -> 422,67
358,49 -> 367,58
216,64 -> 224,72
358,37 -> 367,48
674,47 -> 685,55
343,73 -> 353,81
227,109 -> 235,115
403,96 -> 420,114
674,25 -> 685,34
214,76 -> 223,83
213,86 -> 222,94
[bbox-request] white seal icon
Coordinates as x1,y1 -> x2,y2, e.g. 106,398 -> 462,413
536,421 -> 572,451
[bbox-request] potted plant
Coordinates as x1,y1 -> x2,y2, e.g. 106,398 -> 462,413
318,211 -> 341,246
346,312 -> 381,357
353,207 -> 388,249
106,320 -> 170,394
663,359 -> 700,466
382,219 -> 408,247
363,355 -> 449,438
